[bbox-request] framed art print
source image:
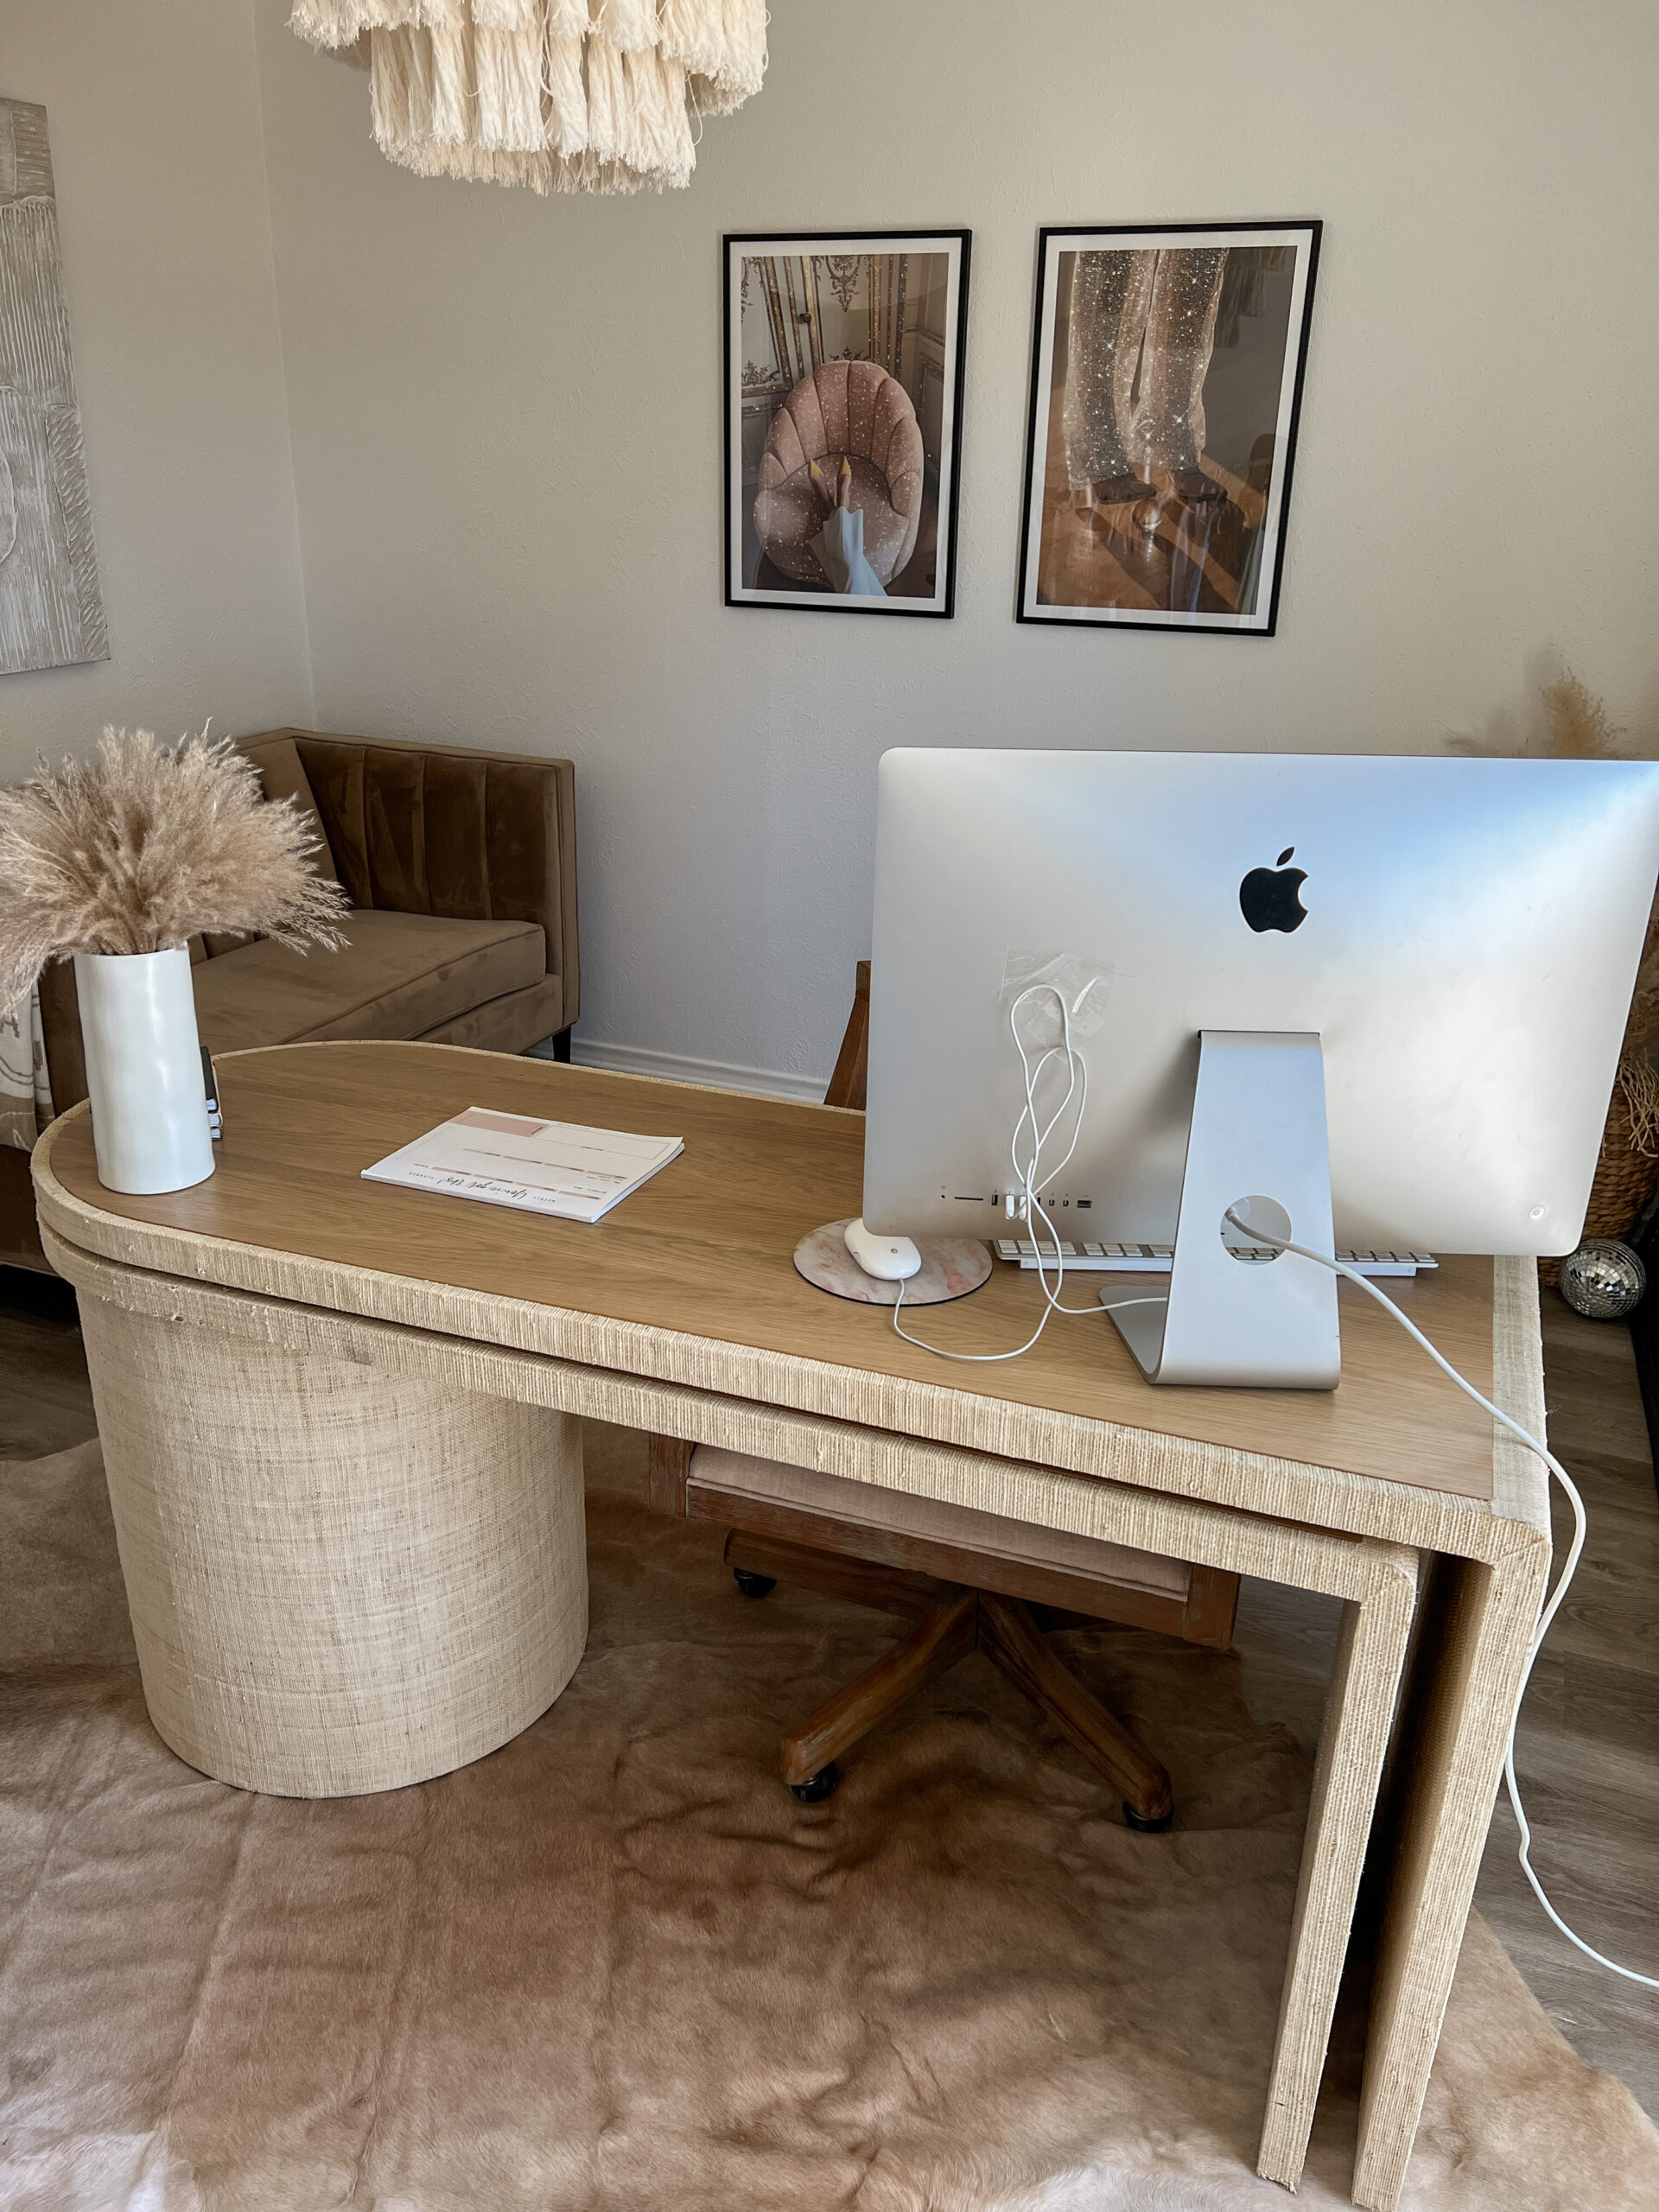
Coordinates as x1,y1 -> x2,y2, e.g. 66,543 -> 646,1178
1016,221 -> 1319,635
725,231 -> 969,617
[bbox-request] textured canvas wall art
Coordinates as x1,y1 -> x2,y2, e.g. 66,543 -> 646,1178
1017,223 -> 1319,636
0,99 -> 107,677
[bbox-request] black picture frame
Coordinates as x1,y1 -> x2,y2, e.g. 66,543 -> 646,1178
1014,220 -> 1320,637
723,230 -> 971,618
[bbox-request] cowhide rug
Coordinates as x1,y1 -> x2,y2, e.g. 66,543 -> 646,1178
2,1429 -> 1656,2211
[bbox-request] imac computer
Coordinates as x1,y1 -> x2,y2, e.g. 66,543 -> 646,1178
862,748 -> 1659,1389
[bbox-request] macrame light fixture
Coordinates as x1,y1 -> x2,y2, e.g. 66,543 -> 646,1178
289,1 -> 767,196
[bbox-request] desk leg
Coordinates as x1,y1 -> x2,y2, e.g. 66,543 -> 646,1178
77,1291 -> 588,1798
1352,1543 -> 1550,2211
1257,1565 -> 1416,2190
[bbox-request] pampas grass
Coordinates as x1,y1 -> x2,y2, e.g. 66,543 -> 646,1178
1541,669 -> 1623,760
1492,669 -> 1659,1053
1528,673 -> 1659,1166
0,727 -> 349,1016
1540,674 -> 1659,1053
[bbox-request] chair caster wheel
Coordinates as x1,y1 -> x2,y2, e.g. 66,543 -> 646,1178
1123,1802 -> 1173,1833
733,1569 -> 777,1599
790,1763 -> 840,1804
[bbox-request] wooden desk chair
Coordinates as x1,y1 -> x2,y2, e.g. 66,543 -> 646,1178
647,964 -> 1239,1827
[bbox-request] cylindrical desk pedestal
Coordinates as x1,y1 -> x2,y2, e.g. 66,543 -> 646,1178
77,1294 -> 587,1797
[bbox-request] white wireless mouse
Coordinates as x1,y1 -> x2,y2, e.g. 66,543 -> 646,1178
842,1217 -> 923,1281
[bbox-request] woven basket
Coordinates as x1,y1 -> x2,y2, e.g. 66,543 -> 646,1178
1539,1053 -> 1659,1287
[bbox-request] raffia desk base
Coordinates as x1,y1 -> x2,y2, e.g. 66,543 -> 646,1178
51,1229 -> 1424,2203
75,1289 -> 588,1798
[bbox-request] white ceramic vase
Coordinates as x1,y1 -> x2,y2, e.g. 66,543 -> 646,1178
73,947 -> 215,1195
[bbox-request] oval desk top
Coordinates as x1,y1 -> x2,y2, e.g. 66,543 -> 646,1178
35,1040 -> 1512,1512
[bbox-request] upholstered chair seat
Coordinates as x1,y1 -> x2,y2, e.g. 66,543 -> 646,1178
754,360 -> 926,588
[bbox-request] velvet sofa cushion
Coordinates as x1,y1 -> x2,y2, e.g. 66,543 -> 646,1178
189,911 -> 546,1052
416,975 -> 566,1055
238,734 -> 340,883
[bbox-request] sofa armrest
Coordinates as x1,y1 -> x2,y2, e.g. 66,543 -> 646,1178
37,959 -> 87,1115
242,729 -> 580,1032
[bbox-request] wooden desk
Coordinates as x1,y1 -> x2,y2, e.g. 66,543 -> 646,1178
33,1043 -> 1551,2212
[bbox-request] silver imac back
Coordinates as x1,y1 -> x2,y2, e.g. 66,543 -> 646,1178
864,749 -> 1659,1384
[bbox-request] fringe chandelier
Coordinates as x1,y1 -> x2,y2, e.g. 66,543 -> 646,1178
289,1 -> 767,196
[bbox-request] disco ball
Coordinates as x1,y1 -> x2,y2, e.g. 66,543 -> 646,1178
1558,1240 -> 1646,1320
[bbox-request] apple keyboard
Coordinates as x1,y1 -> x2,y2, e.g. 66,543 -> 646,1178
994,1238 -> 1436,1277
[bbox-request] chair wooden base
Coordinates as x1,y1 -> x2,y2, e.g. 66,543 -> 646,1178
725,1529 -> 1174,1827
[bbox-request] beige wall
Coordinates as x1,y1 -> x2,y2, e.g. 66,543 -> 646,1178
7,4 -> 1656,1088
251,0 -> 1659,1089
0,0 -> 312,784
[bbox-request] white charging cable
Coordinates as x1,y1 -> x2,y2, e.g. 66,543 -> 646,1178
1224,1206 -> 1658,1991
893,982 -> 1106,1360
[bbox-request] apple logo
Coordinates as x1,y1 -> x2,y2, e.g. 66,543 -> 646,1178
1239,847 -> 1308,934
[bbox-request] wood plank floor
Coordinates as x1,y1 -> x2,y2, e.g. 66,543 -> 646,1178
3,1268 -> 1654,2114
0,1268 -> 96,1459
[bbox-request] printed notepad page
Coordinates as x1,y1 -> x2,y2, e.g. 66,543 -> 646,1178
363,1106 -> 683,1223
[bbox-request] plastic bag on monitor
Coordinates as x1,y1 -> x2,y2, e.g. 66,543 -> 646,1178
998,950 -> 1116,1052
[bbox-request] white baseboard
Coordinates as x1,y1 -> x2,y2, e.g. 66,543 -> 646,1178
527,1033 -> 828,1105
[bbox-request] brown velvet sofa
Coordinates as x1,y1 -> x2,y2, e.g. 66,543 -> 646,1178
1,727 -> 578,1272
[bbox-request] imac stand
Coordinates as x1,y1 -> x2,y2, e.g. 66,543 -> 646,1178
1101,1031 -> 1341,1390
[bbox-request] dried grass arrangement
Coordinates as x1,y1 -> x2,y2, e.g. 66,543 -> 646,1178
1456,669 -> 1659,1262
0,727 -> 349,1017
1533,673 -> 1659,1261
1537,674 -> 1659,1046
1538,668 -> 1624,761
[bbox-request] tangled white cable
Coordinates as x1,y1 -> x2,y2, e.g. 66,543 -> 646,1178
1224,1206 -> 1658,1992
892,982 -> 1108,1361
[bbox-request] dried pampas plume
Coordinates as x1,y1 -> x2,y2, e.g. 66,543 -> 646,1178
1459,666 -> 1659,1175
1541,669 -> 1623,760
1541,673 -> 1659,1057
0,726 -> 349,1017
1533,671 -> 1659,1104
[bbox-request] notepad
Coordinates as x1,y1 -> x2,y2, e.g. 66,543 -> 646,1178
362,1105 -> 683,1223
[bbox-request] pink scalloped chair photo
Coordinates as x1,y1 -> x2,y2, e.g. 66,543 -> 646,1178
753,360 -> 926,592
